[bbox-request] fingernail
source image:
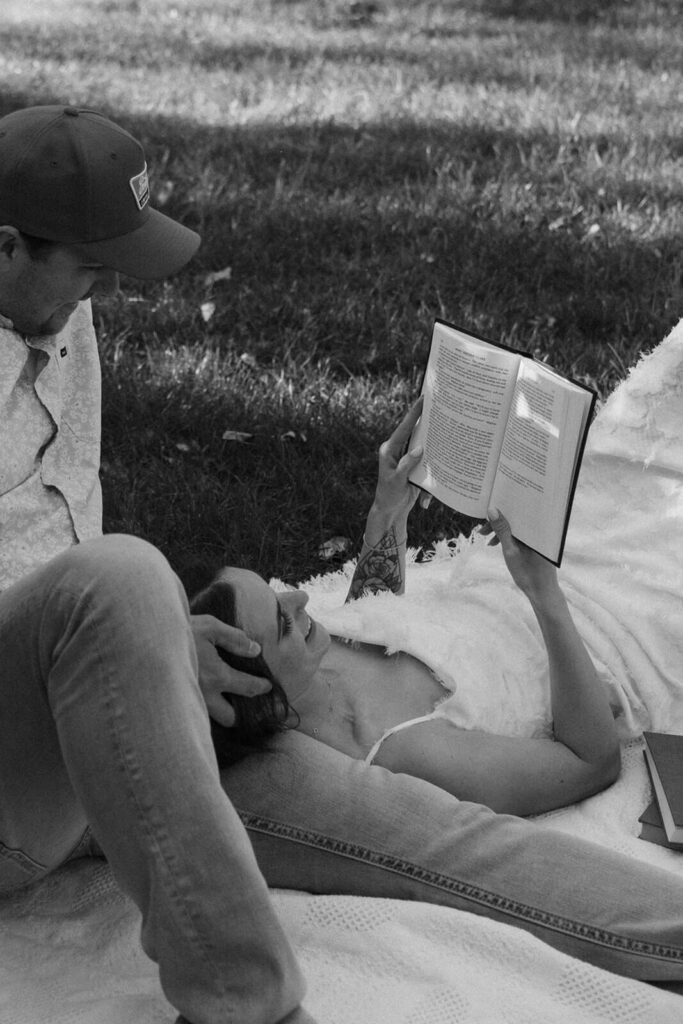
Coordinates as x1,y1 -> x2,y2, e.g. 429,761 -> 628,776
248,641 -> 261,655
487,507 -> 500,520
409,445 -> 423,458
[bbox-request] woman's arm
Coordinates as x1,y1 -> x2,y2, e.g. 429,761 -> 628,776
346,400 -> 424,602
371,510 -> 621,816
483,508 -> 621,788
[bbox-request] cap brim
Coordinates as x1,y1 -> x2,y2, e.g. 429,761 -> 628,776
76,207 -> 200,280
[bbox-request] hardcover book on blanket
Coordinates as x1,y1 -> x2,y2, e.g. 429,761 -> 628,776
4,317 -> 683,1024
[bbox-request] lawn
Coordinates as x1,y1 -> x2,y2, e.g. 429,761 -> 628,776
1,0 -> 681,591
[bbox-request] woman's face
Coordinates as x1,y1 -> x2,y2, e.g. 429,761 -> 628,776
219,568 -> 331,702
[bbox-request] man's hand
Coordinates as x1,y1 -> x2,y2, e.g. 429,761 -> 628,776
191,614 -> 272,727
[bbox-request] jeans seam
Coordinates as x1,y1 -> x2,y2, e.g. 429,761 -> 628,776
239,812 -> 683,965
0,841 -> 47,874
86,614 -> 231,1000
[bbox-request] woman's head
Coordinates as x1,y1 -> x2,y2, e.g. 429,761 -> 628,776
190,568 -> 330,763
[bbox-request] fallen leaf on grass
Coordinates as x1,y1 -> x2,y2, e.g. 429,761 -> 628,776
318,536 -> 351,559
200,301 -> 215,322
222,430 -> 255,443
280,431 -> 308,442
204,266 -> 232,286
155,180 -> 175,206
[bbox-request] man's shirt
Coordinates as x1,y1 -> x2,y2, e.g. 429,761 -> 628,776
0,300 -> 103,591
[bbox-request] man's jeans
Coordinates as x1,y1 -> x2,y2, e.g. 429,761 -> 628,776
0,536 -> 310,1024
2,538 -> 683,1024
226,736 -> 683,985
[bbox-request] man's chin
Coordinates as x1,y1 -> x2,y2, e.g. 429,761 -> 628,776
28,305 -> 79,337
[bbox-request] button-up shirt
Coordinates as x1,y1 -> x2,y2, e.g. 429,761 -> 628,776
0,300 -> 103,591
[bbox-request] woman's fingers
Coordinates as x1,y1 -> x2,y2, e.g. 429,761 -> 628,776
397,441 -> 423,471
486,507 -> 511,538
385,396 -> 424,454
483,507 -> 513,547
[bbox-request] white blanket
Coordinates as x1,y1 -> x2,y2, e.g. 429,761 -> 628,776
303,318 -> 683,743
4,320 -> 683,1024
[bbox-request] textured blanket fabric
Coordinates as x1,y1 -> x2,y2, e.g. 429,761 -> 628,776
298,315 -> 683,743
2,841 -> 683,1024
3,318 -> 683,1024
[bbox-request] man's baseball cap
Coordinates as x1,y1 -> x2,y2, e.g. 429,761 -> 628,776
0,105 -> 200,279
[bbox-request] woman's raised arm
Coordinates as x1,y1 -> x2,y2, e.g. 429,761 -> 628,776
346,399 -> 424,602
370,510 -> 621,816
483,507 -> 621,792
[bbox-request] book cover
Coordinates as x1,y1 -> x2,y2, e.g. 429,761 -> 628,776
638,797 -> 683,851
642,732 -> 683,843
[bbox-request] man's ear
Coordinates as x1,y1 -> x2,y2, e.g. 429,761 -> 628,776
0,227 -> 21,266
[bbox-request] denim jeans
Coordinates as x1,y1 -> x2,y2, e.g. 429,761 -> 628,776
223,720 -> 683,987
2,539 -> 683,1024
0,536 -> 313,1024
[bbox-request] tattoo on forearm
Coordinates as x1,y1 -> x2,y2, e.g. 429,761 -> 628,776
346,526 -> 403,601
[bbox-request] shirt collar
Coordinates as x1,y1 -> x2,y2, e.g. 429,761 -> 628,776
0,311 -> 58,355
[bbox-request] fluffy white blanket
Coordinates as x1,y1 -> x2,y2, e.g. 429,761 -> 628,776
4,320 -> 683,1024
302,318 -> 683,742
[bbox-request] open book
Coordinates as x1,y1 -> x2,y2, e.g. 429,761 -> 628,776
409,320 -> 596,565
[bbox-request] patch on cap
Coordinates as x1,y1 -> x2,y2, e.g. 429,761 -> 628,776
129,163 -> 150,211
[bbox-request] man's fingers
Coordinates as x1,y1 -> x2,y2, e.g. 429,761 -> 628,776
207,694 -> 237,728
195,614 -> 261,657
204,662 -> 272,727
221,667 -> 272,698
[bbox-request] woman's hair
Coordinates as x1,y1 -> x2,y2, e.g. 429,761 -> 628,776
190,575 -> 296,768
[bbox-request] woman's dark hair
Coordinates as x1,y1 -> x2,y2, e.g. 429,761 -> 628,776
190,575 -> 296,768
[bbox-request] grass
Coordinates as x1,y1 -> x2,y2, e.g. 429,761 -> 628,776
1,0 -> 681,592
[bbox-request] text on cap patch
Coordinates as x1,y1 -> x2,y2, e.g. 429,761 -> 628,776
129,164 -> 150,211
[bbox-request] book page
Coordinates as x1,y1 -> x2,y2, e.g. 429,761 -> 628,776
410,323 -> 520,517
489,360 -> 583,559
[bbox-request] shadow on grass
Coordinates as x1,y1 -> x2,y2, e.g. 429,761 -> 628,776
96,112 -> 680,373
0,89 -> 680,583
477,0 -> 624,24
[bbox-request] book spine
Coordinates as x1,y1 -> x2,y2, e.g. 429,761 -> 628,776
644,745 -> 683,843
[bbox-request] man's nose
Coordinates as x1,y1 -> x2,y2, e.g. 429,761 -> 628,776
94,268 -> 120,296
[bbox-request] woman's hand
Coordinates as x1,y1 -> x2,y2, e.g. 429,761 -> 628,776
482,508 -> 560,604
372,397 -> 426,523
191,614 -> 272,727
346,398 -> 428,601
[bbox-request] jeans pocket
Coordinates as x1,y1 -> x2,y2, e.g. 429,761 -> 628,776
0,841 -> 48,894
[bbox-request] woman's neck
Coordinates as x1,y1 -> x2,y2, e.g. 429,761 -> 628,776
289,653 -> 338,714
